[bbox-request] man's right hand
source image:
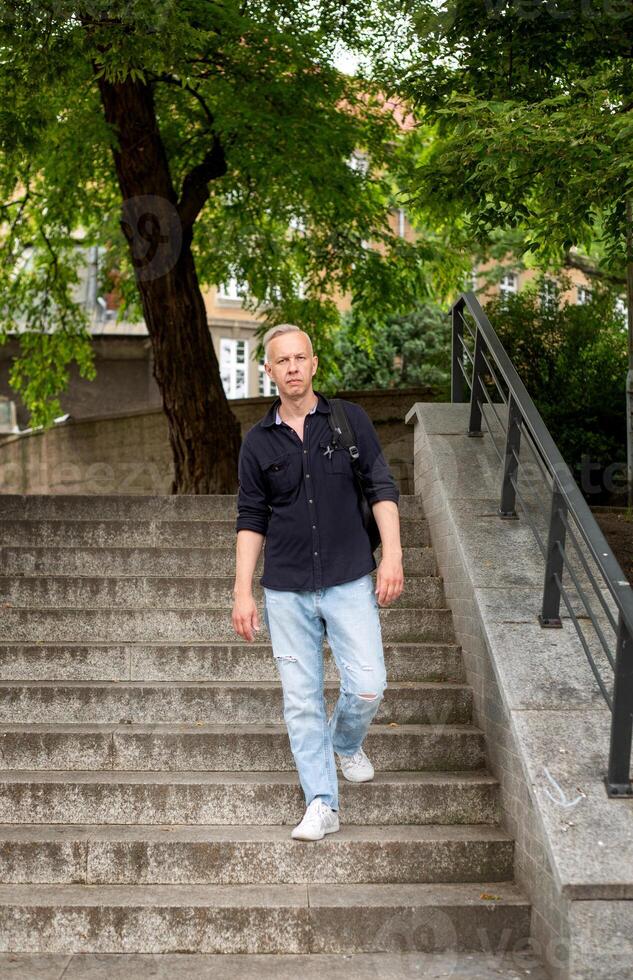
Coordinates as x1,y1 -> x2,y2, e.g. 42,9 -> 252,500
232,592 -> 260,642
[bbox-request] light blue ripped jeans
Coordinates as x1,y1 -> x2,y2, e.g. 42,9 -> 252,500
263,573 -> 388,812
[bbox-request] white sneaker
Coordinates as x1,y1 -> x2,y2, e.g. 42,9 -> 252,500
291,798 -> 340,841
337,747 -> 375,782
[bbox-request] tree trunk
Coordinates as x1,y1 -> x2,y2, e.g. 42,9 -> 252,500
626,199 -> 633,508
96,75 -> 241,493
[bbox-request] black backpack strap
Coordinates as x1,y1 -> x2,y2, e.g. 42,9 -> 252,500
327,398 -> 359,461
327,398 -> 382,553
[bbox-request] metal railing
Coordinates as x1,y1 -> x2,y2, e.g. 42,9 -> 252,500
451,291 -> 633,798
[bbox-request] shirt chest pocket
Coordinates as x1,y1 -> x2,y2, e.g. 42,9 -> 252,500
320,441 -> 352,476
264,450 -> 301,495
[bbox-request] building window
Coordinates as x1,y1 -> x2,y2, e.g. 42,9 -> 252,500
397,208 -> 406,239
499,272 -> 518,299
540,278 -> 557,310
220,339 -> 248,398
577,285 -> 592,305
615,296 -> 627,321
289,214 -> 306,234
347,150 -> 369,175
217,277 -> 247,302
258,360 -> 278,397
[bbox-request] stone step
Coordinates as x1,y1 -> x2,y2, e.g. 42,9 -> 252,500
0,881 -> 531,953
0,771 -> 500,825
0,680 -> 472,726
0,640 -> 465,683
0,573 -> 445,610
0,951 -> 550,979
0,606 -> 455,644
0,519 -> 430,550
0,544 -> 436,577
0,723 -> 485,772
0,494 -> 426,522
0,824 -> 514,885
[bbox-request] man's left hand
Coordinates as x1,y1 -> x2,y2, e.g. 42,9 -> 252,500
375,555 -> 404,606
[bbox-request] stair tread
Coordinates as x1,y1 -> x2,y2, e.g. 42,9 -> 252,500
0,679 -> 468,690
0,602 -> 449,609
0,950 -> 548,979
0,880 -> 528,907
0,823 -> 514,843
0,494 -> 420,501
0,639 -> 458,649
1,542 -> 431,549
0,721 -> 483,735
0,573 -> 439,582
0,770 -> 497,785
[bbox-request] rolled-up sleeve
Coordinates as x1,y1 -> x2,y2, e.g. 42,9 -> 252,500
347,403 -> 400,506
236,440 -> 270,535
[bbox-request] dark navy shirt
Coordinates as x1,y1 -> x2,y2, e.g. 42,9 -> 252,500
236,392 -> 400,591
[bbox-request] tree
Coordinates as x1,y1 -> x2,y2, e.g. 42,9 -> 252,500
487,276 -> 627,502
386,0 -> 633,498
0,1 -> 439,492
334,301 -> 451,395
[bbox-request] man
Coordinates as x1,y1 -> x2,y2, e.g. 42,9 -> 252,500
232,324 -> 404,841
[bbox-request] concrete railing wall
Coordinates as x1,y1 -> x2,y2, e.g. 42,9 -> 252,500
0,387 -> 436,495
408,401 -> 633,980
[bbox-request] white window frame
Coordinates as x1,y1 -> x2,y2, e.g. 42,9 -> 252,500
220,338 -> 249,399
577,285 -> 592,306
217,277 -> 247,302
289,214 -> 306,234
540,278 -> 557,309
258,360 -> 278,397
347,150 -> 369,175
499,272 -> 518,299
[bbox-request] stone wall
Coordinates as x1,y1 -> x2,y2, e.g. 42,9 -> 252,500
0,336 -> 162,429
408,401 -> 633,980
0,387 -> 435,495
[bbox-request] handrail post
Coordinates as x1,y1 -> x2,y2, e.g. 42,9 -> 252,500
539,482 -> 566,628
499,394 -> 521,518
451,299 -> 466,403
606,613 -> 633,796
467,329 -> 486,437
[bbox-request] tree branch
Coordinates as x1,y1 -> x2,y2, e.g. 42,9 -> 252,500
149,73 -> 229,228
150,72 -> 217,126
178,135 -> 228,230
1,189 -> 30,270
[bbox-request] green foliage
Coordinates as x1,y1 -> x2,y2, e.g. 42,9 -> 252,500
331,301 -> 451,395
387,1 -> 633,279
484,279 -> 627,497
0,0 -> 459,427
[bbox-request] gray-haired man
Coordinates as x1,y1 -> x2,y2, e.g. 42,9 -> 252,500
232,324 -> 404,840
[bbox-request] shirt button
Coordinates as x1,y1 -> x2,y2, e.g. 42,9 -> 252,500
314,551 -> 318,556
304,450 -> 307,454
308,499 -> 313,504
312,524 -> 316,529
306,474 -> 310,479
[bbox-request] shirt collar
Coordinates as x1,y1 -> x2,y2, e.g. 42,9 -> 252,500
260,391 -> 331,428
276,400 -> 317,425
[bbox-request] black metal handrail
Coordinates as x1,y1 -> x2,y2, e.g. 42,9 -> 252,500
451,291 -> 633,798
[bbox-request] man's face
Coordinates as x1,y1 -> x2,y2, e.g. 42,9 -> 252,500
265,332 -> 318,399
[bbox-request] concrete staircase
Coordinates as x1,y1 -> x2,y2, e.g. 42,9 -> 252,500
0,494 -> 533,963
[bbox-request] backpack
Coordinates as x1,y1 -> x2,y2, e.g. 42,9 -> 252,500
327,399 -> 382,553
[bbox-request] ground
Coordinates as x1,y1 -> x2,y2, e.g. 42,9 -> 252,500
593,510 -> 633,584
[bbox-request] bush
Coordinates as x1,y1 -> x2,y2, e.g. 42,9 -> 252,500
485,279 -> 627,503
334,301 -> 451,396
